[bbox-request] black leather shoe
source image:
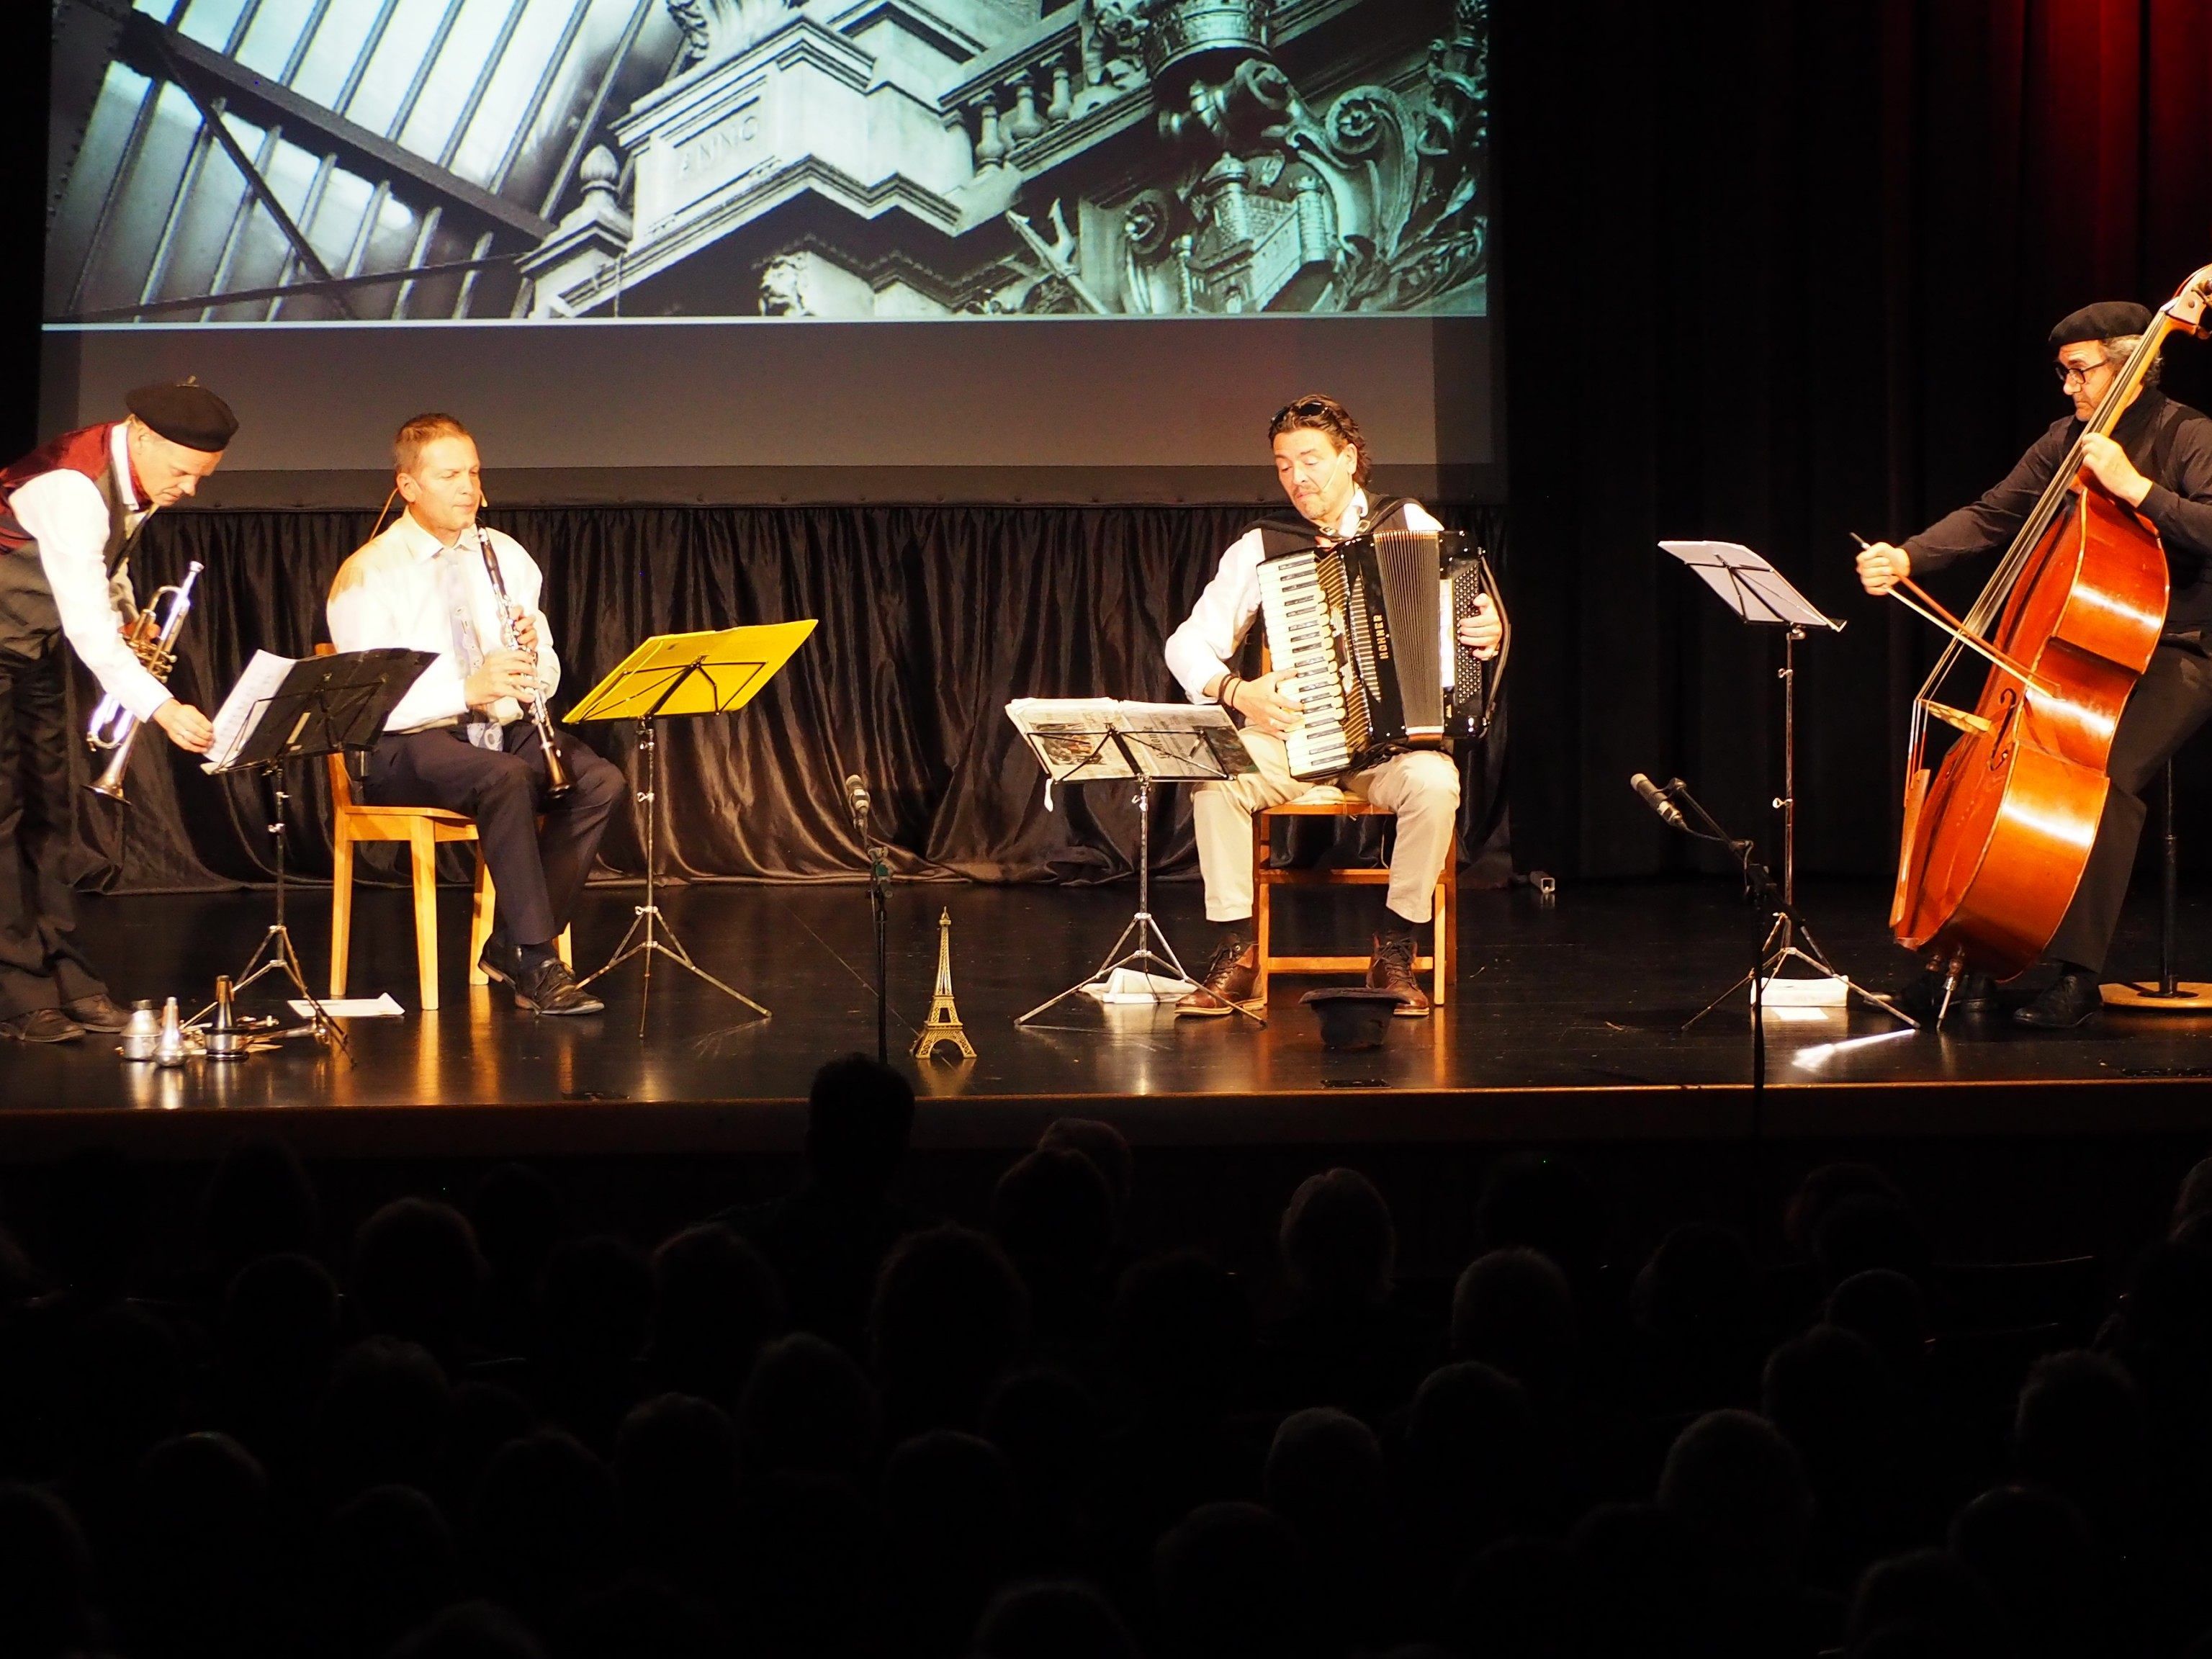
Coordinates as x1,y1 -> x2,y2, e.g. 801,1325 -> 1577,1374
1367,931 -> 1431,1016
60,994 -> 132,1033
477,941 -> 518,986
1894,968 -> 1997,1021
1,1008 -> 85,1043
2013,968 -> 2103,1029
511,956 -> 603,1017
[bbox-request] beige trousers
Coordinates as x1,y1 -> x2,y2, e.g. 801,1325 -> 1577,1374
1192,731 -> 1461,923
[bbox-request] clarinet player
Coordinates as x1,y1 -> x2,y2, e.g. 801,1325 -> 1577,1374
328,413 -> 624,1016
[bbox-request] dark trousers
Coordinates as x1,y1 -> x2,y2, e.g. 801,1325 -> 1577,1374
361,722 -> 624,950
2046,644 -> 2212,973
0,648 -> 106,1017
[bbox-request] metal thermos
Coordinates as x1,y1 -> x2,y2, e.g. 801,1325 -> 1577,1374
153,997 -> 187,1066
120,1000 -> 160,1061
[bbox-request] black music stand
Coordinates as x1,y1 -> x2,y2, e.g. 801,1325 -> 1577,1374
1656,541 -> 1914,1029
1007,699 -> 1261,1028
565,621 -> 817,1037
202,647 -> 436,1053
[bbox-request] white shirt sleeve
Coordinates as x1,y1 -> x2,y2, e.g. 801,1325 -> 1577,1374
1403,501 -> 1444,533
326,552 -> 472,732
8,470 -> 173,722
1164,527 -> 1265,704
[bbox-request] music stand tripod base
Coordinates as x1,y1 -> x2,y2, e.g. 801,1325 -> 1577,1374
1681,913 -> 1918,1032
215,896 -> 349,1056
573,708 -> 772,1038
1015,775 -> 1259,1029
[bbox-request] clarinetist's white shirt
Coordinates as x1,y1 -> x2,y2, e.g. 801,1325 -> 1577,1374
327,511 -> 560,734
1164,490 -> 1443,704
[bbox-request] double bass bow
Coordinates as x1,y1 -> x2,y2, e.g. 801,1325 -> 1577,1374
1883,264 -> 2212,991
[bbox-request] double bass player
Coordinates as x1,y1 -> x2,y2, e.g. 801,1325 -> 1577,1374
1858,300 -> 2212,1026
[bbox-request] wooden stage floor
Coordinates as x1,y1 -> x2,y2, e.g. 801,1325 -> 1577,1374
5,874 -> 2212,1159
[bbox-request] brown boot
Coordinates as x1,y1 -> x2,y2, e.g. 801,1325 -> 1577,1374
1177,940 -> 1260,1017
1367,931 -> 1430,1016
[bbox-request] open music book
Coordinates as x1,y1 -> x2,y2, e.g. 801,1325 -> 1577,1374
1005,698 -> 1256,804
202,650 -> 295,772
201,647 -> 436,773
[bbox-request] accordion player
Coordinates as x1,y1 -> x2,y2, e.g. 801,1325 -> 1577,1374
1256,526 -> 1511,781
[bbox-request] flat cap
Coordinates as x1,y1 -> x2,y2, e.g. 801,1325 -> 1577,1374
126,379 -> 238,451
2049,302 -> 2153,349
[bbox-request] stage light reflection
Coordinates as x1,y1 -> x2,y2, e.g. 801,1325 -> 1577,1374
1793,1028 -> 1917,1069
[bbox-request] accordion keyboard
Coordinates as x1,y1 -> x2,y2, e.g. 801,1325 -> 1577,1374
1256,547 -> 1367,779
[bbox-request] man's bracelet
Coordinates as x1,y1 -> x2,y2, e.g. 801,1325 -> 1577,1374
1216,675 -> 1240,711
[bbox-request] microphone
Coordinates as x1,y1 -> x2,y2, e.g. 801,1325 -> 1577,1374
1630,772 -> 1691,832
844,773 -> 871,830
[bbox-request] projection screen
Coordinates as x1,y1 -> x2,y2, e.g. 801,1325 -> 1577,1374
42,0 -> 1497,503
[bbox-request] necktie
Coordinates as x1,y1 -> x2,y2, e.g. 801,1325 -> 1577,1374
439,546 -> 503,751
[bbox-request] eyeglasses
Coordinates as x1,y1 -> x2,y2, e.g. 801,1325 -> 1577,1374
2054,357 -> 2111,387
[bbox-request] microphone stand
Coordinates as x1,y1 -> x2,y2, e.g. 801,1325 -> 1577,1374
851,786 -> 890,1064
1640,778 -> 1774,1127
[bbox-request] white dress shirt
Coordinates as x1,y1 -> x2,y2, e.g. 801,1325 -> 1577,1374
1164,489 -> 1444,703
326,511 -> 561,734
5,424 -> 171,721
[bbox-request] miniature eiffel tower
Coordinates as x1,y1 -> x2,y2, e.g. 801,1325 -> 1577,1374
912,907 -> 977,1061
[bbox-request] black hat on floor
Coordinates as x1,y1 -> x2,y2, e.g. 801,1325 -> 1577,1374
2049,302 -> 2154,349
1300,987 -> 1403,1051
126,379 -> 238,451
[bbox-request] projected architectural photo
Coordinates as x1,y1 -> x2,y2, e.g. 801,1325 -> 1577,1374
47,0 -> 1490,322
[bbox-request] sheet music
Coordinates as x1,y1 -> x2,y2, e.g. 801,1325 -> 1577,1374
202,649 -> 297,773
1005,698 -> 1256,784
1009,700 -> 1134,780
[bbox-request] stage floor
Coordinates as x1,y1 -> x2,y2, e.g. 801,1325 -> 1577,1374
4,872 -> 2212,1158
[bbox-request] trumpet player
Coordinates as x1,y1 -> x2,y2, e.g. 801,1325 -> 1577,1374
0,382 -> 233,1042
328,413 -> 621,1016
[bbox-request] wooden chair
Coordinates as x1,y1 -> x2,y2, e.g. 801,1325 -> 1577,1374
318,645 -> 567,1010
1252,786 -> 1457,1006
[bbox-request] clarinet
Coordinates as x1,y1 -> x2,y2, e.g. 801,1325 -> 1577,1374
472,522 -> 572,797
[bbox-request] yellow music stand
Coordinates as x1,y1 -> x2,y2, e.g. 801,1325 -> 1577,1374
566,621 -> 816,1033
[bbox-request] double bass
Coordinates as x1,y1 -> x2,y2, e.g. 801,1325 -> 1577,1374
1887,265 -> 2212,991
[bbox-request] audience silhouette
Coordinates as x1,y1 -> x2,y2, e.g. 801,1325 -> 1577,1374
6,1054 -> 2212,1655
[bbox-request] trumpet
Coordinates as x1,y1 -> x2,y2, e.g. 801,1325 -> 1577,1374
88,560 -> 202,804
472,525 -> 571,797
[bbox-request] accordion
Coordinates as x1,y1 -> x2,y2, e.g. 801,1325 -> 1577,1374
1256,527 -> 1509,782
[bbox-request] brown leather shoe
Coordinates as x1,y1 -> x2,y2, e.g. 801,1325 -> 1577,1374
62,994 -> 133,1033
1,1007 -> 85,1043
1177,940 -> 1260,1017
1367,932 -> 1430,1016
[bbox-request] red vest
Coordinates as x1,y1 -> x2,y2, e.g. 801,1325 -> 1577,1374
0,424 -> 138,657
0,423 -> 131,555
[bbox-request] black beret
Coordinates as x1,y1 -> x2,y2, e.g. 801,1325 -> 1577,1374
2049,302 -> 2154,349
125,380 -> 238,451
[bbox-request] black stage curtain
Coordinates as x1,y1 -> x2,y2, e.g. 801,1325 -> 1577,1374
81,504 -> 1509,894
1498,0 -> 2212,879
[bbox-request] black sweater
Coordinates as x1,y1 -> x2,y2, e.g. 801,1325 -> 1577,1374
1904,387 -> 2212,630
